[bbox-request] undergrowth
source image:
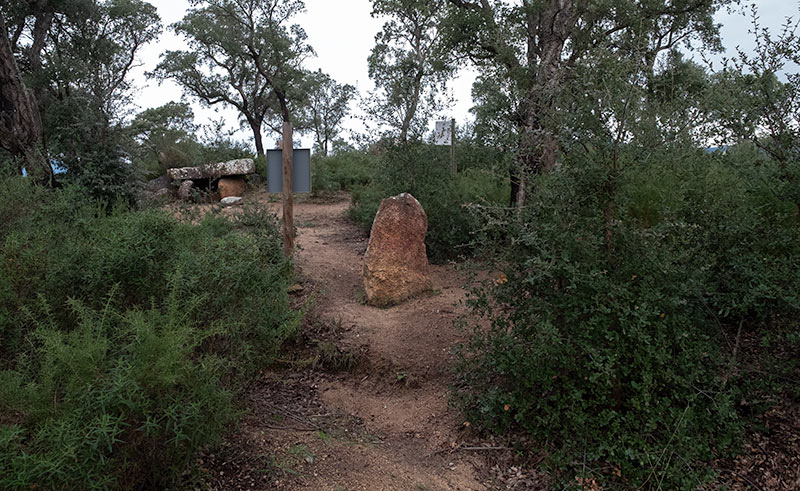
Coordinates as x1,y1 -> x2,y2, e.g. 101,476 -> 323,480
349,142 -> 508,263
0,177 -> 299,489
455,148 -> 800,488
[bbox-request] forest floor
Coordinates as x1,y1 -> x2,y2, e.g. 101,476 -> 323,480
190,192 -> 536,490
183,191 -> 798,490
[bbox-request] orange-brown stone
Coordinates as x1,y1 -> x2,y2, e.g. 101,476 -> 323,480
363,193 -> 431,306
218,176 -> 247,199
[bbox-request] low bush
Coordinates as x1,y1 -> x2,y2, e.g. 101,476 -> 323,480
311,150 -> 376,195
0,177 -> 298,488
456,148 -> 800,487
349,142 -> 508,262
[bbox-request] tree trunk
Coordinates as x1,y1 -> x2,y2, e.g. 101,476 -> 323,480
399,69 -> 424,143
509,0 -> 575,207
0,12 -> 53,185
249,120 -> 265,158
315,133 -> 327,157
509,164 -> 520,208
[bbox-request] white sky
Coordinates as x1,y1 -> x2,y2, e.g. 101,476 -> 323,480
130,0 -> 800,151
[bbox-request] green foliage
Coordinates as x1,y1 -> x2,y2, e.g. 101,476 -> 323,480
0,176 -> 297,488
197,120 -> 255,166
154,0 -> 315,156
39,0 -> 162,201
365,0 -> 452,141
307,70 -> 356,156
456,148 -> 800,487
709,7 -> 800,211
129,102 -> 202,179
349,142 -> 508,262
311,150 -> 376,195
0,296 -> 234,489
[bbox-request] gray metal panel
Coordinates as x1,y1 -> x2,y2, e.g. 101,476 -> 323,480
267,149 -> 311,193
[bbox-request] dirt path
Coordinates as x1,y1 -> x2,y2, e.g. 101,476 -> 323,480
200,194 -> 491,490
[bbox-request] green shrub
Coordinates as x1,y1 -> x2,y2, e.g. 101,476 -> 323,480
0,294 -> 234,489
456,149 -> 800,487
0,176 -> 298,488
311,150 -> 376,195
349,142 -> 508,262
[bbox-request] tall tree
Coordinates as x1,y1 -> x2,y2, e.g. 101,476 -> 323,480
1,0 -> 159,187
129,102 -> 201,176
44,0 -> 161,173
155,0 -> 314,158
0,8 -> 52,183
307,70 -> 355,156
366,0 -> 452,143
444,0 -> 726,206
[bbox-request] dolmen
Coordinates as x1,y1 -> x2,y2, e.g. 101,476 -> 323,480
167,158 -> 256,201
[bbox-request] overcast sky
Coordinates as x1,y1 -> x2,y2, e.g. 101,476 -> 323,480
130,0 -> 800,150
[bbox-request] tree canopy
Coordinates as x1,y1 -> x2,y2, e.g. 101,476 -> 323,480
154,0 -> 314,158
365,0 -> 452,142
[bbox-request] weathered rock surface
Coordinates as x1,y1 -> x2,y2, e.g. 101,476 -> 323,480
218,176 -> 247,199
167,159 -> 255,180
137,176 -> 173,203
220,196 -> 243,206
144,175 -> 172,193
177,180 -> 195,200
363,193 -> 431,306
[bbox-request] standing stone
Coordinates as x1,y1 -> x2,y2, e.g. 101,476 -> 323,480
218,176 -> 247,199
363,193 -> 431,306
177,180 -> 195,201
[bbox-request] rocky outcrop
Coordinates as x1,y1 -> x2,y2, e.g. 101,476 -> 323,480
363,193 -> 431,307
137,176 -> 173,203
167,158 -> 255,181
218,176 -> 247,199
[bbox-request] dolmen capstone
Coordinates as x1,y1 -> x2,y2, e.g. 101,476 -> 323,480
363,193 -> 432,307
166,158 -> 255,180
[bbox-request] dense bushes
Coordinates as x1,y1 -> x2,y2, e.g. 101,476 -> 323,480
0,177 -> 298,488
455,148 -> 800,487
311,150 -> 376,195
349,143 -> 508,262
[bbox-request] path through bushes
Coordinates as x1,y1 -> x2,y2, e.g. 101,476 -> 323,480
192,192 -> 799,490
198,194 -> 507,490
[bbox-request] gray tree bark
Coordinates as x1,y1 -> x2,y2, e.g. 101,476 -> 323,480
0,11 -> 53,184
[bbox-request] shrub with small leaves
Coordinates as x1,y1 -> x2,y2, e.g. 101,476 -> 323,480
456,149 -> 800,487
350,142 -> 508,262
0,176 -> 298,488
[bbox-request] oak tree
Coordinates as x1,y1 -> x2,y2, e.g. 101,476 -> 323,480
444,0 -> 726,206
366,0 -> 452,143
307,70 -> 355,156
155,0 -> 314,158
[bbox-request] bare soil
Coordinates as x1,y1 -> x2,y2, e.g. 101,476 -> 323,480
195,193 -> 496,490
185,191 -> 799,490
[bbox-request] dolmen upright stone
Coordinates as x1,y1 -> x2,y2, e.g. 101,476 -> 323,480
218,176 -> 247,199
363,193 -> 432,307
177,180 -> 195,200
167,158 -> 255,181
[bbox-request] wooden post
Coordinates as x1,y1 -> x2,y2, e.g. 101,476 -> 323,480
282,122 -> 294,257
450,118 -> 456,176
